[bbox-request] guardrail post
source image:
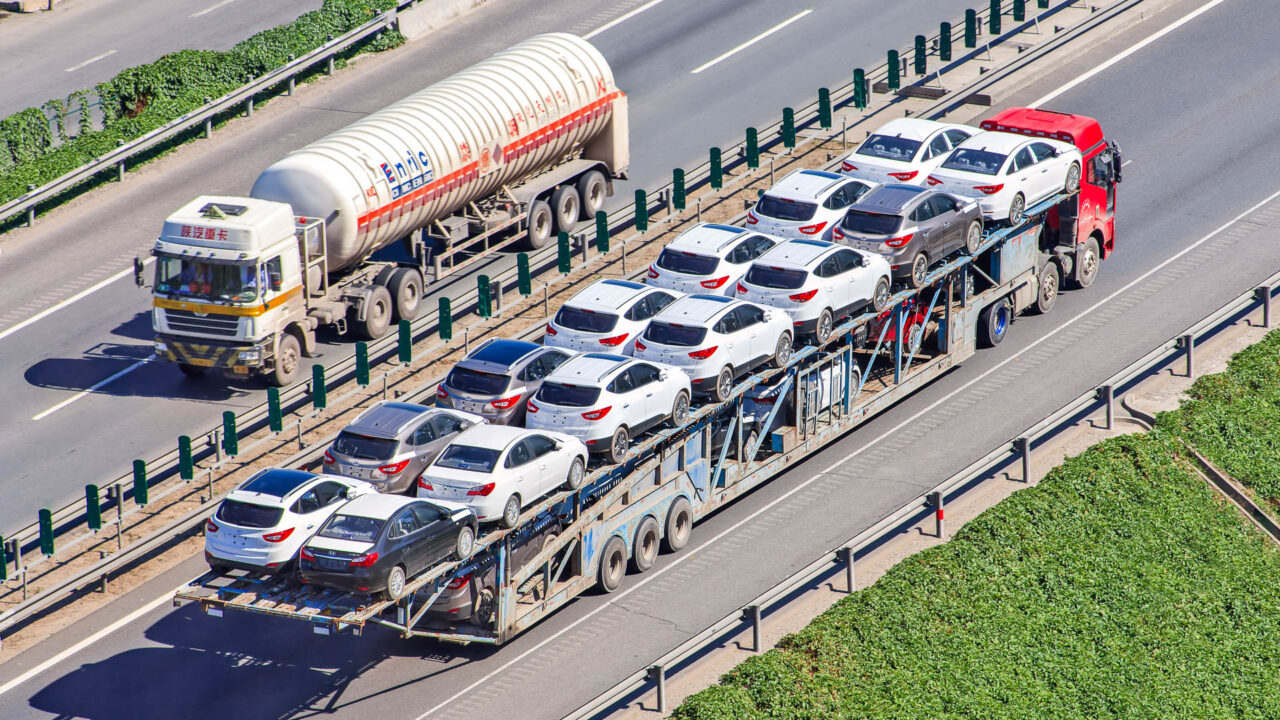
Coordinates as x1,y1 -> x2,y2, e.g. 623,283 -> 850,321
0,536 -> 6,582
1038,0 -> 1048,7
818,89 -> 832,129
179,434 -> 194,479
743,604 -> 762,652
839,546 -> 855,592
222,411 -> 238,456
647,665 -> 666,713
913,35 -> 927,75
1098,385 -> 1114,430
7,538 -> 20,585
989,0 -> 1001,34
86,484 -> 102,531
595,211 -> 609,253
133,459 -> 149,507
709,147 -> 723,189
312,364 -> 327,410
634,189 -> 649,232
478,273 -> 493,317
1013,0 -> 1025,22
672,168 -> 686,211
354,344 -> 370,387
932,491 -> 945,538
965,9 -> 978,47
1016,436 -> 1030,483
853,68 -> 868,109
1255,286 -> 1272,328
287,55 -> 296,94
887,50 -> 900,90
516,253 -> 532,295
556,233 -> 571,275
745,127 -> 760,169
439,297 -> 452,341
107,486 -> 123,549
27,184 -> 37,226
940,22 -> 953,61
203,98 -> 212,137
398,320 -> 412,364
781,109 -> 796,149
116,139 -> 125,181
1180,334 -> 1195,378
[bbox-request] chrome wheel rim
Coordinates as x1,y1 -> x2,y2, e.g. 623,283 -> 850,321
458,527 -> 474,557
613,431 -> 628,460
818,313 -> 832,342
913,256 -> 927,286
570,461 -> 583,487
388,569 -> 404,598
504,499 -> 519,526
674,395 -> 689,424
718,371 -> 732,398
875,281 -> 889,309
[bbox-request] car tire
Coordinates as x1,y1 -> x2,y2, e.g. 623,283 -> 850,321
385,565 -> 408,601
597,535 -> 628,593
473,585 -> 497,626
771,332 -> 792,368
902,314 -> 925,355
964,221 -> 983,255
206,558 -> 230,574
908,252 -> 929,289
387,266 -> 424,322
1064,162 -> 1081,193
872,277 -> 891,312
500,494 -> 522,529
564,457 -> 585,491
815,309 -> 834,345
711,366 -> 734,403
526,199 -> 554,250
978,298 -> 1012,348
353,284 -> 393,340
1072,237 -> 1100,289
455,524 -> 476,560
1008,193 -> 1026,225
179,363 -> 207,379
550,185 -> 580,233
270,332 -> 302,387
670,391 -> 690,427
739,429 -> 760,462
577,170 -> 608,219
605,426 -> 629,464
631,517 -> 661,573
663,497 -> 693,553
1035,261 -> 1061,315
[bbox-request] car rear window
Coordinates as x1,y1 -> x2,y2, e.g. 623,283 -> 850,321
435,445 -> 500,473
332,431 -> 397,461
941,149 -> 1005,176
744,265 -> 808,290
643,322 -> 708,347
856,134 -> 922,161
841,210 -> 903,235
555,305 -> 619,334
656,249 -> 719,276
216,499 -> 283,529
756,195 -> 817,222
537,382 -> 602,407
318,514 -> 384,544
447,366 -> 510,395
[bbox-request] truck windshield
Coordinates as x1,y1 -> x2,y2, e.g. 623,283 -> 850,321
555,306 -> 619,334
656,249 -> 719,276
856,134 -> 922,161
756,195 -> 817,222
434,445 -> 500,473
154,256 -> 260,303
841,211 -> 903,235
940,149 -> 1005,176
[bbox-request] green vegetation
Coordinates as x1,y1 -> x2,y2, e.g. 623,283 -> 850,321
676,334 -> 1280,720
0,0 -> 402,218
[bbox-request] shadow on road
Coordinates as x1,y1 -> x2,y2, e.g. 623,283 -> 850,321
24,343 -> 251,402
109,311 -> 155,342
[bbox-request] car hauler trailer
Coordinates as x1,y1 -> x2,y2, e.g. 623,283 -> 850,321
175,188 -> 1101,642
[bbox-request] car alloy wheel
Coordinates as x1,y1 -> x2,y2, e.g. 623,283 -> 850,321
565,458 -> 585,490
502,495 -> 521,528
1008,194 -> 1025,225
671,392 -> 690,426
1065,163 -> 1081,193
611,427 -> 629,463
716,368 -> 733,401
474,586 -> 496,625
872,278 -> 891,312
456,525 -> 475,560
910,253 -> 928,288
965,221 -> 982,255
816,310 -> 833,344
386,565 -> 407,600
773,333 -> 792,368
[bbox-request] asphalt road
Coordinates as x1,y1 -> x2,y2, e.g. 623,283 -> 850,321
0,0 -> 975,529
2,0 -> 1279,718
0,0 -> 323,118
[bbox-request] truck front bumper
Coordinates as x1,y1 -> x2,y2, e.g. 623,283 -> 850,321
154,335 -> 271,375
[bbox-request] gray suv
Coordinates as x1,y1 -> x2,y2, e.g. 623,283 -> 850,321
834,183 -> 984,288
436,339 -> 574,425
323,402 -> 481,494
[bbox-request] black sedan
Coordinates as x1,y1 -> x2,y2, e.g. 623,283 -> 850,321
299,493 -> 477,599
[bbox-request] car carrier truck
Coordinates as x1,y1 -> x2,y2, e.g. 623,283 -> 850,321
142,33 -> 628,385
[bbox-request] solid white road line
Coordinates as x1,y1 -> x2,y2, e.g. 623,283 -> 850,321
1028,0 -> 1230,108
583,0 -> 667,40
0,258 -> 152,345
32,357 -> 153,421
190,0 -> 236,18
690,9 -> 812,74
64,50 -> 117,73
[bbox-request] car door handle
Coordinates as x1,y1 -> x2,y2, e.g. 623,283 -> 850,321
623,403 -> 631,408
645,393 -> 653,398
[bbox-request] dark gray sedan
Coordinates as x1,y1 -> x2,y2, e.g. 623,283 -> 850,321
833,183 -> 984,288
436,339 -> 574,425
323,401 -> 482,494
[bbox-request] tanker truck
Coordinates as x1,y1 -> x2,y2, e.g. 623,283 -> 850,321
141,33 -> 627,385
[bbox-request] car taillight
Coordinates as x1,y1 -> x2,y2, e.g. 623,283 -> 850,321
527,399 -> 540,414
582,406 -> 612,420
436,386 -> 449,399
418,475 -> 433,490
888,171 -> 918,181
545,323 -> 557,336
349,552 -> 379,568
599,333 -> 629,347
299,547 -> 315,561
746,211 -> 759,225
378,459 -> 411,475
736,282 -> 748,294
491,395 -> 521,410
467,482 -> 496,497
789,289 -> 819,302
885,233 -> 915,248
688,347 -> 718,360
635,339 -> 647,352
832,227 -> 845,240
700,276 -> 729,289
841,161 -> 857,172
798,221 -> 827,235
323,450 -> 335,464
974,184 -> 1005,195
205,519 -> 219,533
926,176 -> 943,186
647,266 -> 659,279
263,527 -> 295,543
447,572 -> 473,590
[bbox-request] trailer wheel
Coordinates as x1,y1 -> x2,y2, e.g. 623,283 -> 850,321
270,332 -> 302,387
964,221 -> 983,255
663,497 -> 693,553
577,170 -> 608,219
1064,162 -> 1081,193
551,185 -> 580,233
631,517 -> 660,573
597,536 -> 628,593
385,565 -> 407,600
1035,261 -> 1061,315
978,298 -> 1012,348
526,200 -> 554,250
388,267 -> 424,322
1072,237 -> 1100,289
353,285 -> 393,339
179,363 -> 207,379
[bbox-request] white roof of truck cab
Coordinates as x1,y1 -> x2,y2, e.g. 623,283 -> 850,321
156,195 -> 295,260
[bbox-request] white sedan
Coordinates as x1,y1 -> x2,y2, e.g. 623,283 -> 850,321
417,425 -> 588,528
838,118 -> 975,186
926,131 -> 1082,223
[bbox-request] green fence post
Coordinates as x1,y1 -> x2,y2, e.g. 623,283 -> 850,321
86,485 -> 102,531
818,89 -> 832,129
1013,0 -> 1025,21
179,435 -> 194,478
312,364 -> 326,410
354,344 -> 370,387
557,232 -> 571,274
0,536 -> 6,581
989,0 -> 1001,34
1038,0 -> 1049,7
635,189 -> 649,231
133,459 -> 149,507
673,168 -> 686,211
398,320 -> 412,364
746,127 -> 759,169
595,211 -> 610,253
781,109 -> 796,148
439,297 -> 452,341
478,274 -> 493,317
914,35 -> 927,75
222,411 -> 238,456
887,50 -> 900,90
853,68 -> 867,108
940,22 -> 952,61
39,510 -> 54,556
518,253 -> 532,295
965,9 -> 978,47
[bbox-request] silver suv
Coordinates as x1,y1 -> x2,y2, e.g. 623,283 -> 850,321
437,339 -> 575,425
323,402 -> 482,494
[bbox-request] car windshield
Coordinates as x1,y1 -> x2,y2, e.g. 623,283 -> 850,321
756,195 -> 817,222
154,256 -> 260,303
435,445 -> 501,473
656,249 -> 719,276
555,306 -> 619,333
318,514 -> 384,543
332,431 -> 397,461
447,366 -> 510,395
856,134 -> 922,161
216,499 -> 283,529
941,149 -> 1005,176
643,322 -> 708,347
537,382 -> 601,407
744,265 -> 808,290
842,210 -> 903,235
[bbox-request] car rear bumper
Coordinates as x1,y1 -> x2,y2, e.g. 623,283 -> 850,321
298,565 -> 384,594
205,551 -> 292,575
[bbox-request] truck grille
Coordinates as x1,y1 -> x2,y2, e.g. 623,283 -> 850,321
164,309 -> 241,337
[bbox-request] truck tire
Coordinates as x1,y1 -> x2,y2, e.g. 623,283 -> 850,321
387,267 -> 424,322
526,199 -> 554,250
270,332 -> 302,387
353,285 -> 393,339
597,536 -> 628,593
1072,237 -> 1100,289
551,185 -> 580,233
631,517 -> 660,573
179,364 -> 207,379
663,497 -> 693,553
577,170 -> 608,219
978,298 -> 1012,348
1035,261 -> 1061,315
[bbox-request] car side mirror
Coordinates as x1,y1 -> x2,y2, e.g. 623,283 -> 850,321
659,369 -> 670,381
339,487 -> 352,499
761,310 -> 773,322
553,440 -> 564,451
861,255 -> 872,267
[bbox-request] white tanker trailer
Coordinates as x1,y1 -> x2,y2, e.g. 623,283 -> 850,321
141,33 -> 627,385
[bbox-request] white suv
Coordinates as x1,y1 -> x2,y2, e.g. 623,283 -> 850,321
747,169 -> 877,241
646,223 -> 781,297
735,240 -> 891,344
545,279 -> 682,355
633,294 -> 793,402
838,118 -> 975,186
527,353 -> 691,463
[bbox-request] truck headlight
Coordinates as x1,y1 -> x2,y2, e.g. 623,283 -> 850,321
238,349 -> 261,363
154,341 -> 168,356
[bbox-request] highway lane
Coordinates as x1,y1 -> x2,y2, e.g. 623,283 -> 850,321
0,0 -> 975,529
0,0 -> 323,118
1,0 -> 1278,718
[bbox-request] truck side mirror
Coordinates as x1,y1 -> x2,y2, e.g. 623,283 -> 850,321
133,257 -> 147,288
